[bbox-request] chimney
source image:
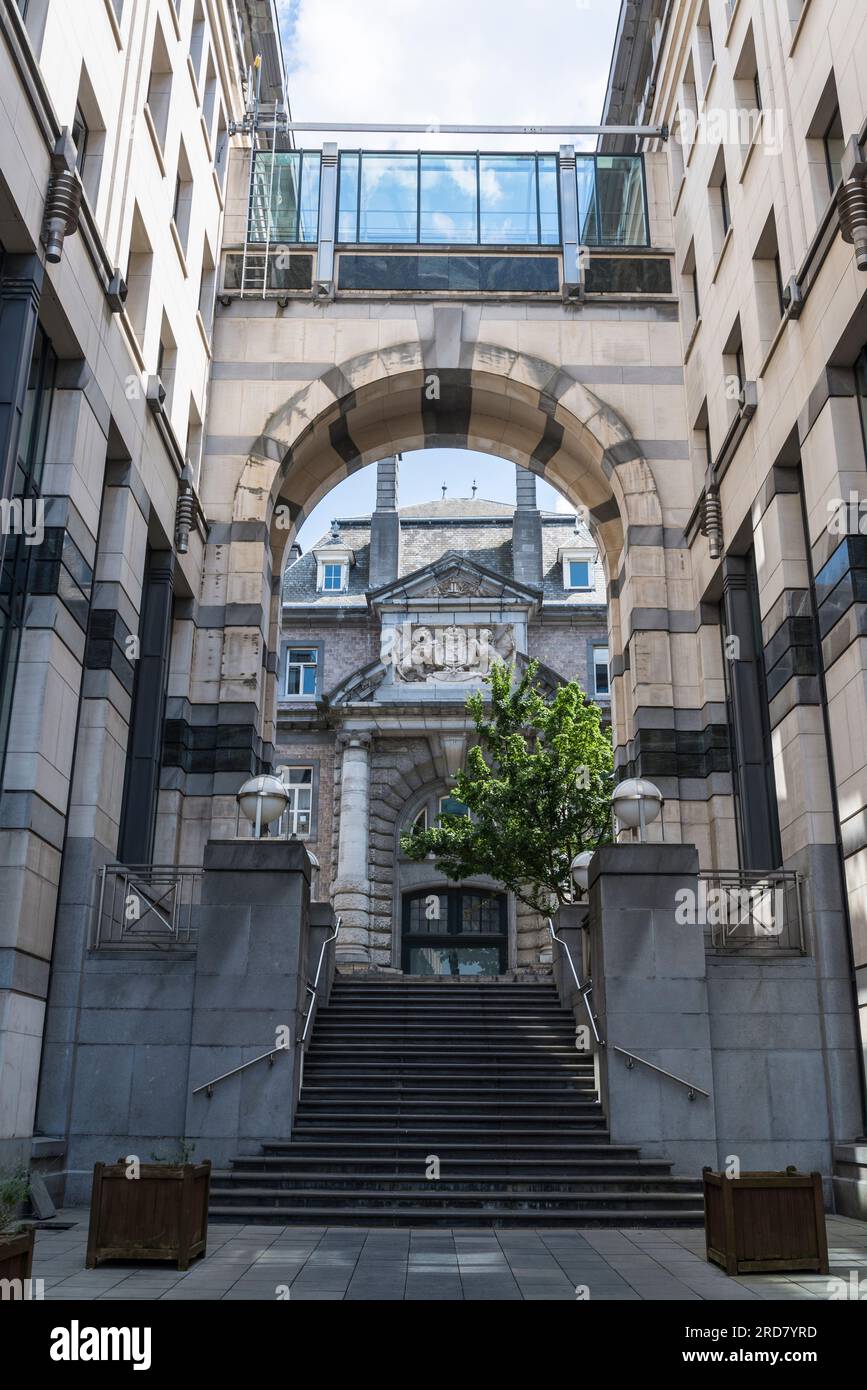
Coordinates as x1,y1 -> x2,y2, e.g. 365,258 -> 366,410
512,466 -> 543,586
368,455 -> 401,589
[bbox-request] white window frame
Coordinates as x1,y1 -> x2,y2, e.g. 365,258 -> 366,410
322,562 -> 345,592
559,547 -> 595,591
284,646 -> 318,698
313,544 -> 355,592
593,645 -> 610,698
276,765 -> 314,837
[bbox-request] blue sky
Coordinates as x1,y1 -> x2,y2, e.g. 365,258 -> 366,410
273,0 -> 623,546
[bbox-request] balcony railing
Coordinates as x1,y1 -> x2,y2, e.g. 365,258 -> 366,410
93,864 -> 201,950
698,869 -> 806,954
248,148 -> 650,250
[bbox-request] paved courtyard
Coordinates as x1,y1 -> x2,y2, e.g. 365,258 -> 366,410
26,1211 -> 867,1301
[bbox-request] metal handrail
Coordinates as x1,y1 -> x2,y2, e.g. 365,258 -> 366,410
613,1046 -> 710,1101
193,919 -> 341,1100
547,918 -> 603,1047
301,917 -> 341,1046
192,1043 -> 289,1098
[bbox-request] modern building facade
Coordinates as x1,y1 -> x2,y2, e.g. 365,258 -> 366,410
274,466 -> 608,971
0,0 -> 866,1216
605,0 -> 867,1143
0,0 -> 283,1171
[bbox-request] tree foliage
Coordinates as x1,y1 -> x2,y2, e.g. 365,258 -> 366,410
401,661 -> 614,914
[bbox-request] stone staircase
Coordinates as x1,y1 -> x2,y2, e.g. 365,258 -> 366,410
209,977 -> 704,1226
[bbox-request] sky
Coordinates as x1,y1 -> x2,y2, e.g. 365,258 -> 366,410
273,0 -> 623,547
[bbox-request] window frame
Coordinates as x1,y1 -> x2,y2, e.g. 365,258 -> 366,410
593,645 -> 611,699
284,645 -> 319,698
276,765 -> 314,838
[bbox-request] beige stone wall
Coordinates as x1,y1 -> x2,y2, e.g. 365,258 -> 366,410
647,0 -> 867,1035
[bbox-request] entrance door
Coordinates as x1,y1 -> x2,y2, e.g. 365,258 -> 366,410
401,888 -> 508,976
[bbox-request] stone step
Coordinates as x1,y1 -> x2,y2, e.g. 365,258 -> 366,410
212,1172 -> 701,1194
227,1154 -> 674,1175
208,1203 -> 704,1227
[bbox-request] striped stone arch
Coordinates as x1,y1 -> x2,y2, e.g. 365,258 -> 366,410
223,338 -> 687,838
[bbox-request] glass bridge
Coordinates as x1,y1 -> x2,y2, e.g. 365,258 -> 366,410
225,146 -> 669,299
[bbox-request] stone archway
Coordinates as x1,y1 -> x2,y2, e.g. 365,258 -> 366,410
175,326 -> 711,885
224,340 -> 676,776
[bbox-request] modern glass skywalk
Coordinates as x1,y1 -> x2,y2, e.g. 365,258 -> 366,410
248,149 -> 649,249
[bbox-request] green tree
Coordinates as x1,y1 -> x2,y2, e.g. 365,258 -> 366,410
401,660 -> 614,914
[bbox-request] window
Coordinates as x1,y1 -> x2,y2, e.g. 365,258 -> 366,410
593,646 -> 610,698
733,26 -> 763,155
145,22 -> 172,153
202,52 -> 218,145
735,342 -> 746,393
278,766 -> 314,836
71,67 -> 106,207
189,1 -> 206,86
323,562 -> 344,592
773,252 -> 785,318
156,315 -> 177,416
856,345 -> 867,460
125,203 -> 153,349
401,888 -> 507,975
185,397 -> 203,486
682,239 -> 700,336
172,143 -> 193,257
285,647 -> 318,697
71,103 -> 88,175
824,106 -> 844,192
198,233 -> 216,341
720,175 -> 730,234
439,795 -> 469,818
723,318 -> 746,414
753,210 -> 786,356
708,148 -> 731,262
560,547 -> 595,591
696,2 -> 715,90
681,53 -> 699,150
0,325 -> 58,782
410,806 -> 428,835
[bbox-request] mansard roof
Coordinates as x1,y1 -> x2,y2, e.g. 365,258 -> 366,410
281,497 -> 606,610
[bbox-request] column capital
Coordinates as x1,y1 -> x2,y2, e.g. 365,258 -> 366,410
337,730 -> 372,751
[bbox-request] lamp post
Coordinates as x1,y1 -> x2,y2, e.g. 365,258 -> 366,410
611,777 -> 664,843
236,774 -> 291,839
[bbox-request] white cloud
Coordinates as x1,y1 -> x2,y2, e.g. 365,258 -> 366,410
278,0 -> 620,151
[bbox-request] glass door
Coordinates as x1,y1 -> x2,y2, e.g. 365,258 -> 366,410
401,888 -> 507,976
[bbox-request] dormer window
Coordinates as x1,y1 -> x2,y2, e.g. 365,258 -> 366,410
559,546 -> 595,591
313,542 -> 355,593
568,559 -> 590,589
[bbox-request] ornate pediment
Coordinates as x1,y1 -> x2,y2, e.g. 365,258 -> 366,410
368,551 -> 540,611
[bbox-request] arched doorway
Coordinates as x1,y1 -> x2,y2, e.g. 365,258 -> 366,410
401,886 -> 509,976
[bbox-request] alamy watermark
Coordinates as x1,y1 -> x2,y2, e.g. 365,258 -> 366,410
0,496 -> 44,546
674,881 -> 784,935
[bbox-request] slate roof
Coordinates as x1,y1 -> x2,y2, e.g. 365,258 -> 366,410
282,498 -> 606,609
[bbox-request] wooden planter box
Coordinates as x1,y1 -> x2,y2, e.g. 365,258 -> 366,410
0,1227 -> 34,1285
86,1161 -> 211,1271
703,1167 -> 829,1275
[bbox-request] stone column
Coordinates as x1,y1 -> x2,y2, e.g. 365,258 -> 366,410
332,732 -> 372,964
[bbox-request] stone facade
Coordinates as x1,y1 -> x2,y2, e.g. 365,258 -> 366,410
274,475 -> 609,968
2,0 -> 866,1202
